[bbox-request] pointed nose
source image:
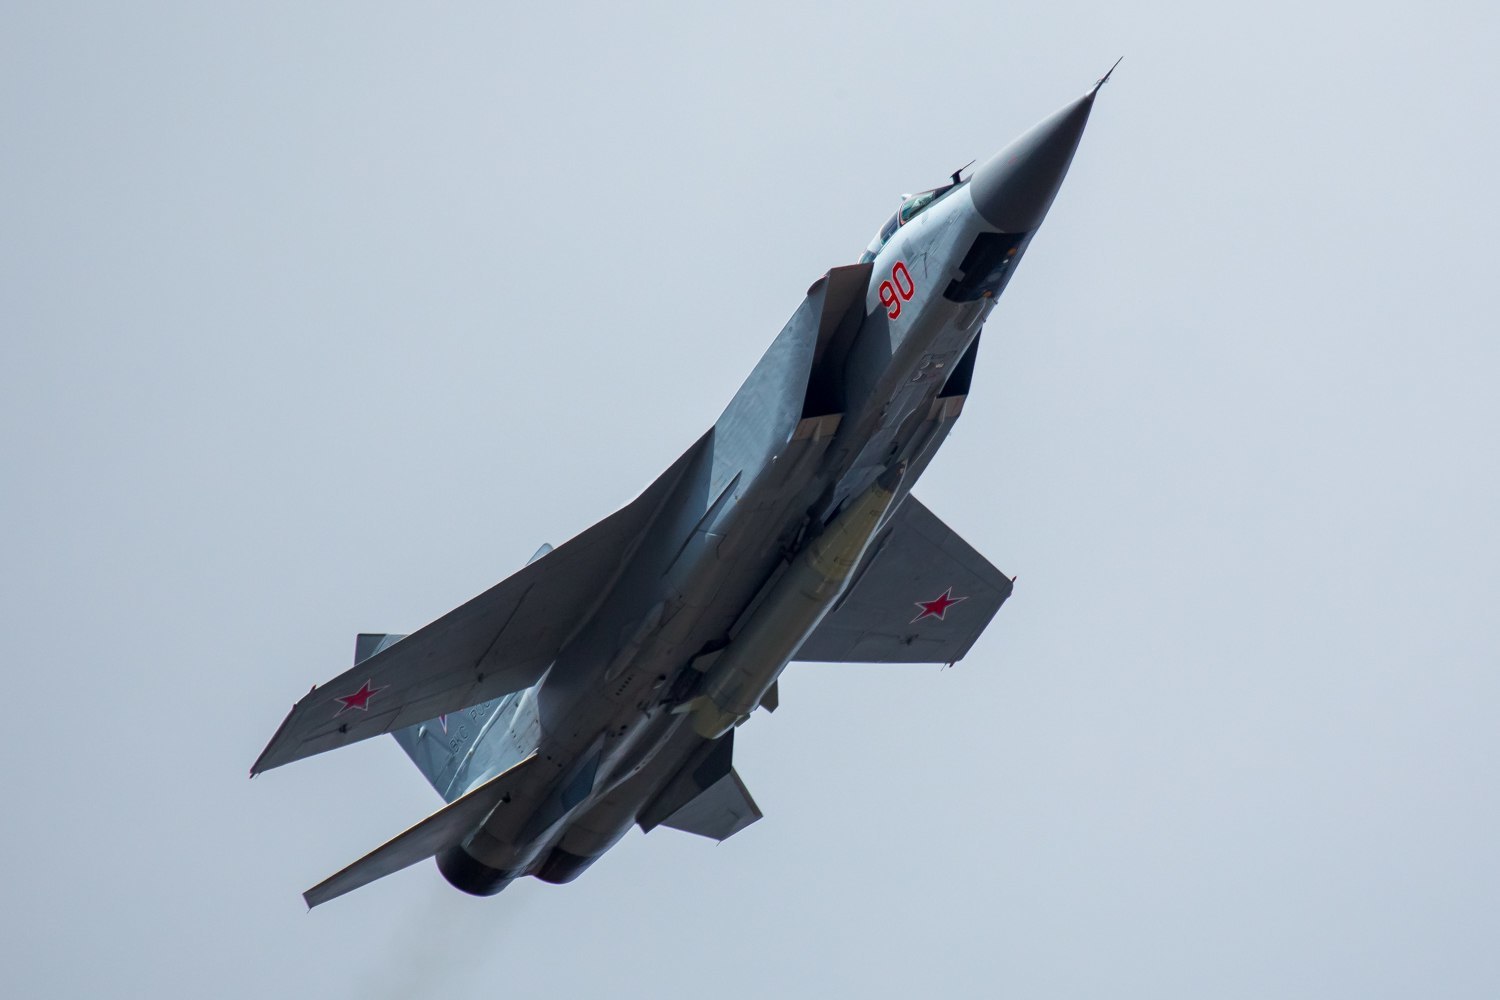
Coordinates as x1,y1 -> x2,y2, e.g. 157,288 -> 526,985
969,91 -> 1096,233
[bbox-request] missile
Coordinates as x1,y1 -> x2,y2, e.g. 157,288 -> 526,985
683,464 -> 905,738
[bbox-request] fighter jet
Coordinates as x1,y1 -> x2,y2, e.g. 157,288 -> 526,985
252,75 -> 1109,907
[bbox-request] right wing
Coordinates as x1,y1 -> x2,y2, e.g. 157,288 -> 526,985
251,431 -> 709,775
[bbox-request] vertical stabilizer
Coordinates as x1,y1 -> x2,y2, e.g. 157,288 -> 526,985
350,633 -> 502,800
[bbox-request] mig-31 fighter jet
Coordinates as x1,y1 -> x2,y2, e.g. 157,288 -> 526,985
253,72 -> 1112,907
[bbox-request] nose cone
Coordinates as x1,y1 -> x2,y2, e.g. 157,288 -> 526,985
969,91 -> 1096,233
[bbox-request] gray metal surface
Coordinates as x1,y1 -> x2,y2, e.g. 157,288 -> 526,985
969,91 -> 1096,233
793,494 -> 1015,664
250,430 -> 710,775
660,770 -> 762,842
253,82 -> 1103,904
303,752 -> 538,909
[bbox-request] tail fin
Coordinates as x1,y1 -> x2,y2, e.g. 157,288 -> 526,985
378,544 -> 554,798
347,633 -> 488,800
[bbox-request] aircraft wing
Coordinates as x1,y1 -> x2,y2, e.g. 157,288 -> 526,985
251,431 -> 709,776
793,494 -> 1013,665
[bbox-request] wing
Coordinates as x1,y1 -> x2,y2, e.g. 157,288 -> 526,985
251,431 -> 709,775
793,494 -> 1013,664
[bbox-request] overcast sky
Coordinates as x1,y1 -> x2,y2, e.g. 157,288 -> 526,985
4,2 -> 1498,997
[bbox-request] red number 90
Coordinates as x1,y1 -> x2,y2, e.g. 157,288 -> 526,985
880,261 -> 916,320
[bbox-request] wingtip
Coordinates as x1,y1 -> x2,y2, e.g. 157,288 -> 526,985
250,698 -> 303,777
249,743 -> 278,778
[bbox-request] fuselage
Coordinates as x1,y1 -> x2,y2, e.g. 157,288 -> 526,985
432,88 -> 1100,894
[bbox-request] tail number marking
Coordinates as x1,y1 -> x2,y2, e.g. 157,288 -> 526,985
879,261 -> 916,320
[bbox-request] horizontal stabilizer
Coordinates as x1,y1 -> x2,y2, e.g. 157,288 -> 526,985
794,494 -> 1012,664
303,752 -> 538,909
251,430 -> 709,775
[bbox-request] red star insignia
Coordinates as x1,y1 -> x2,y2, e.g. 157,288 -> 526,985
913,587 -> 967,623
334,679 -> 386,714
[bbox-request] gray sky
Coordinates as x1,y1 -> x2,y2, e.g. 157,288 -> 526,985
4,2 -> 1498,997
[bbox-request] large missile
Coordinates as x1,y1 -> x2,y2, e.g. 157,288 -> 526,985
683,464 -> 905,738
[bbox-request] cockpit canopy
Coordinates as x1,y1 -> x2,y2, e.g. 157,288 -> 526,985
858,181 -> 961,263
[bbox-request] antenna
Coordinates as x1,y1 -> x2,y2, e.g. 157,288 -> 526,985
1093,56 -> 1123,95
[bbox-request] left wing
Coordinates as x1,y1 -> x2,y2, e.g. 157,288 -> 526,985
251,431 -> 708,775
793,494 -> 1013,665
